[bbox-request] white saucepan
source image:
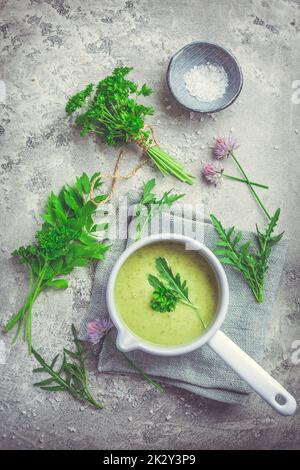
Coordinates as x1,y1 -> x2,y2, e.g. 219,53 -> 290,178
106,234 -> 297,416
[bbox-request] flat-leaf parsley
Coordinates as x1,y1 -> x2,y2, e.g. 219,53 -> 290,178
4,173 -> 109,351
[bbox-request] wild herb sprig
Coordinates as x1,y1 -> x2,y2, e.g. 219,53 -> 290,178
66,67 -> 195,184
32,324 -> 103,409
211,209 -> 284,303
4,173 -> 109,351
148,257 -> 205,327
134,178 -> 184,240
210,135 -> 284,303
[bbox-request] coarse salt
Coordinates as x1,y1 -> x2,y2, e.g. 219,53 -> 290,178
184,63 -> 228,102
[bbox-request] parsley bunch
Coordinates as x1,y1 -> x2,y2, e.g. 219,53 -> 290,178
66,67 -> 194,184
148,276 -> 178,312
4,173 -> 109,351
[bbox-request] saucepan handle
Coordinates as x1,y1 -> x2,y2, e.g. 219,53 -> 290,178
208,330 -> 297,416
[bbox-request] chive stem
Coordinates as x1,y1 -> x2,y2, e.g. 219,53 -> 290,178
230,152 -> 271,220
223,173 -> 269,189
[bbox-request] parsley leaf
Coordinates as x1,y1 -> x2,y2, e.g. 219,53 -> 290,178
148,274 -> 177,312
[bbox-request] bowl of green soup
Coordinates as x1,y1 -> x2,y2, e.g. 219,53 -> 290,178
107,234 -> 296,416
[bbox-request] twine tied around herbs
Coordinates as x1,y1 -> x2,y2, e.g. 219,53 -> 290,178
89,125 -> 159,207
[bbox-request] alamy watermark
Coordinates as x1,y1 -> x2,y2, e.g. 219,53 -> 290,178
0,338 -> 6,365
94,197 -> 205,246
0,80 -> 5,104
291,340 -> 300,365
291,80 -> 300,104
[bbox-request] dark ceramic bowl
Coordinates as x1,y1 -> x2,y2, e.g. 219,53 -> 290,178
167,41 -> 243,113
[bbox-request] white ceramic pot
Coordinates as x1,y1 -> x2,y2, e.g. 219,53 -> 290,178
107,233 -> 297,416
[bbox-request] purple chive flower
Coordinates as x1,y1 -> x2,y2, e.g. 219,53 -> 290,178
202,162 -> 224,185
87,319 -> 113,345
213,135 -> 238,159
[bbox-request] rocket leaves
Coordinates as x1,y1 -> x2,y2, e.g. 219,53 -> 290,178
148,257 -> 206,327
210,209 -> 284,303
134,178 -> 184,240
32,324 -> 103,409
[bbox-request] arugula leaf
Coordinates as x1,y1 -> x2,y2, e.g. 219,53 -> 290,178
135,178 -> 184,240
32,324 -> 103,409
140,179 -> 156,204
210,209 -> 284,303
148,257 -> 206,327
154,257 -> 196,309
5,173 -> 109,351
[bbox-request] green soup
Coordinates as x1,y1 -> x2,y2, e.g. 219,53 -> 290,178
114,242 -> 218,346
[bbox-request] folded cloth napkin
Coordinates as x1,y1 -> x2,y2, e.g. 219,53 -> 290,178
79,191 -> 287,404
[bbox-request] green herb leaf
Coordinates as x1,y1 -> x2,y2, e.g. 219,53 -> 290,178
148,274 -> 177,312
32,324 -> 103,409
148,257 -> 206,327
211,210 -> 283,303
135,178 -> 184,240
154,257 -> 194,307
47,279 -> 69,289
6,173 -> 109,350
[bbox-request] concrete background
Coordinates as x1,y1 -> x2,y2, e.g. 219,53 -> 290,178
0,0 -> 299,450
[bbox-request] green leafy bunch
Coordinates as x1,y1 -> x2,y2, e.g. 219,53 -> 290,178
66,66 -> 154,146
211,208 -> 284,303
4,173 -> 109,350
148,257 -> 206,327
32,324 -> 102,409
35,226 -> 80,258
148,275 -> 177,312
66,67 -> 195,184
135,178 -> 184,240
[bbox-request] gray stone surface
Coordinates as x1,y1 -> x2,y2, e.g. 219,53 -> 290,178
0,0 -> 299,450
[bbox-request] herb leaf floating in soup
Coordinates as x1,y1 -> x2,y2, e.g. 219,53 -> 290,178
148,273 -> 177,312
148,257 -> 205,327
153,257 -> 198,310
114,242 -> 218,346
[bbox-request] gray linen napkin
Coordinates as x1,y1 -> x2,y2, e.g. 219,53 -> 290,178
79,192 -> 287,404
